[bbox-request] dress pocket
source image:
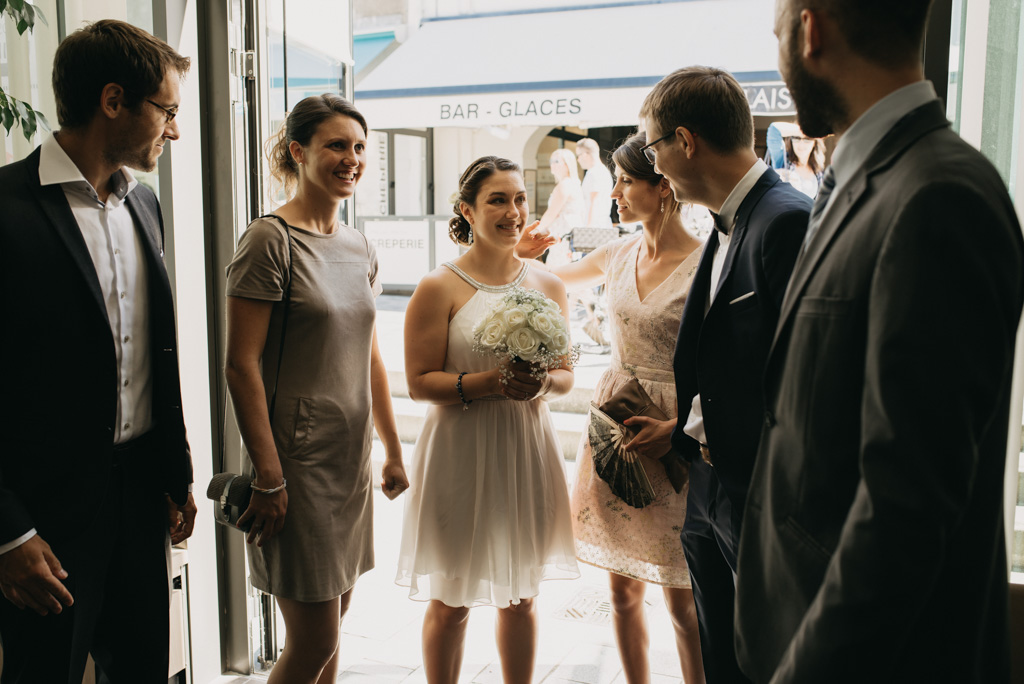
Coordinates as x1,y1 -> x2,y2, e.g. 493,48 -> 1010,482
289,397 -> 315,456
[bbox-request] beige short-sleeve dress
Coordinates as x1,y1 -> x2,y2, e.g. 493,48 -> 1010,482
226,216 -> 382,602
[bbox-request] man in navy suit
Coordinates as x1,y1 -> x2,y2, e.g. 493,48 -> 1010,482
634,66 -> 811,683
0,20 -> 195,683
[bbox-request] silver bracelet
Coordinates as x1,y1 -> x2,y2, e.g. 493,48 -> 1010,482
250,478 -> 287,495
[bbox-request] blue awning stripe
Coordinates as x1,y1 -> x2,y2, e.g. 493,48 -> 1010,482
356,71 -> 782,100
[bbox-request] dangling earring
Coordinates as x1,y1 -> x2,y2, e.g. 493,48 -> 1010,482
660,199 -> 665,214
467,225 -> 474,245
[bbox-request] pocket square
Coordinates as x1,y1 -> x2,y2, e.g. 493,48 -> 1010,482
729,291 -> 755,305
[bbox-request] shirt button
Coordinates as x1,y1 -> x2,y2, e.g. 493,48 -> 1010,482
123,335 -> 130,343
120,291 -> 126,299
123,379 -> 130,387
123,422 -> 131,431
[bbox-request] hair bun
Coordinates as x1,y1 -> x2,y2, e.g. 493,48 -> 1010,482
448,213 -> 471,246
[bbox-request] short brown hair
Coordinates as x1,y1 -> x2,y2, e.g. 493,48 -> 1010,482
53,19 -> 190,129
639,66 -> 753,153
793,0 -> 933,67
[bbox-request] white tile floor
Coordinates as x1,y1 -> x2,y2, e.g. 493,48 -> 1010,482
231,477 -> 688,683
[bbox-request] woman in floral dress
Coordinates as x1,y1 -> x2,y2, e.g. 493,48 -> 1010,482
518,132 -> 706,684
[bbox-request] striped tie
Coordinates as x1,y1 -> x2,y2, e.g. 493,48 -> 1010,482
803,165 -> 836,248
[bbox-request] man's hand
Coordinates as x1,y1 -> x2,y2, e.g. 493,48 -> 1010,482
0,535 -> 74,615
167,493 -> 198,545
515,221 -> 558,260
623,415 -> 676,458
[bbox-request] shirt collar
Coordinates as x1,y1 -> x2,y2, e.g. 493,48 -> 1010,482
39,132 -> 138,202
716,159 -> 768,234
830,81 -> 937,189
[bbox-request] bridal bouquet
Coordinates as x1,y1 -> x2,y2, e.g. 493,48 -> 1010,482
472,286 -> 580,382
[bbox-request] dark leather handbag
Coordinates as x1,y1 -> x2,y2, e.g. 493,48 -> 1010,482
206,215 -> 293,532
597,378 -> 689,494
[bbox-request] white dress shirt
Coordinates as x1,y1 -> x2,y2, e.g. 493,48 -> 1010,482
0,134 -> 154,556
682,159 -> 768,446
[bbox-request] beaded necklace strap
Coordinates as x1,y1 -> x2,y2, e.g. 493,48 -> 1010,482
443,261 -> 529,292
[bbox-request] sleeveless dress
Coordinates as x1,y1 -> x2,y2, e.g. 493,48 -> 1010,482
396,262 -> 579,607
570,234 -> 702,587
226,217 -> 380,602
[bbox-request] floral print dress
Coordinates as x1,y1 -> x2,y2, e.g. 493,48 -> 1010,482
570,233 -> 701,587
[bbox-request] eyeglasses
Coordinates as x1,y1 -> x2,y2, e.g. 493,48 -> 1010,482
640,130 -> 676,164
145,99 -> 178,124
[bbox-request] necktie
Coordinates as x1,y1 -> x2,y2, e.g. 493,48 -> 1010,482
803,165 -> 836,248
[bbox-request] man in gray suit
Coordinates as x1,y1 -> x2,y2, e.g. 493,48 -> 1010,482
735,2 -> 1024,683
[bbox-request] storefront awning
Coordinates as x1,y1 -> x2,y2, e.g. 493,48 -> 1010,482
354,0 -> 792,129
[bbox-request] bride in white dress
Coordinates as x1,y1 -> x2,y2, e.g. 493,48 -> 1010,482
397,156 -> 579,683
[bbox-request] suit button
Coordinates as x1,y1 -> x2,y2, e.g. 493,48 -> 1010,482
764,410 -> 776,428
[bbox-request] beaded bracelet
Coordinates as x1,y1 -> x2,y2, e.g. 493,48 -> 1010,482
250,478 -> 287,495
456,371 -> 472,411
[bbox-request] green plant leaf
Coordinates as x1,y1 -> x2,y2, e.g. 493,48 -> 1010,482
32,3 -> 46,26
8,0 -> 24,11
36,110 -> 49,131
0,1 -> 8,16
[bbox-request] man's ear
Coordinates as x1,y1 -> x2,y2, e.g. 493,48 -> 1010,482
98,83 -> 126,120
800,8 -> 822,59
677,126 -> 698,159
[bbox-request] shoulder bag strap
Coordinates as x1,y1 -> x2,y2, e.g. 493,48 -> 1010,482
262,213 -> 294,422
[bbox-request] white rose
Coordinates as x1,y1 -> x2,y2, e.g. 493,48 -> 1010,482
544,299 -> 563,316
548,330 -> 570,354
530,310 -> 558,340
503,307 -> 528,330
478,318 -> 507,348
507,327 -> 542,361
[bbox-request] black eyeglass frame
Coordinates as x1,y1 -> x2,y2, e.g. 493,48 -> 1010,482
145,99 -> 178,124
640,129 -> 677,164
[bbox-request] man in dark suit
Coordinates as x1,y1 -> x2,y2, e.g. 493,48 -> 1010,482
734,2 -> 1024,682
633,67 -> 811,683
0,20 -> 196,683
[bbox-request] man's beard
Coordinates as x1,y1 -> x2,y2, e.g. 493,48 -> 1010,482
785,24 -> 847,138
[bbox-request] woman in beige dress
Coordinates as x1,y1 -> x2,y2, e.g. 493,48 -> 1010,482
225,94 -> 409,684
518,132 -> 706,684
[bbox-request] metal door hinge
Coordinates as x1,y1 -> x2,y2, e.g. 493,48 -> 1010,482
238,50 -> 255,80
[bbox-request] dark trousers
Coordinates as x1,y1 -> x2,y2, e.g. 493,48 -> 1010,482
0,436 -> 172,684
682,459 -> 752,684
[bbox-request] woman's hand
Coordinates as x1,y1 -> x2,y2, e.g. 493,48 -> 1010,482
381,456 -> 410,500
501,359 -> 549,401
515,221 -> 558,260
237,483 -> 288,547
623,416 -> 677,458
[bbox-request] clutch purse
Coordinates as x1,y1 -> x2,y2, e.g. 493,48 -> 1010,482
597,378 -> 689,494
207,472 -> 253,532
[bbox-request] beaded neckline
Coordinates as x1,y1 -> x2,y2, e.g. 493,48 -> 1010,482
443,261 -> 529,293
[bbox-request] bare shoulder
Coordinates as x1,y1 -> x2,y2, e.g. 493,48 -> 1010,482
411,265 -> 458,302
523,266 -> 567,300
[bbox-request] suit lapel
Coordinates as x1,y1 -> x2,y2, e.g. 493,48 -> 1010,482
125,188 -> 174,317
26,149 -> 109,324
711,168 -> 778,304
770,100 -> 952,357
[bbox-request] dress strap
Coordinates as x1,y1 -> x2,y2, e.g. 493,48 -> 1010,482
443,261 -> 530,293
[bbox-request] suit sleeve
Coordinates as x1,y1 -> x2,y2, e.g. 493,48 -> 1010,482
768,182 -> 1023,683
